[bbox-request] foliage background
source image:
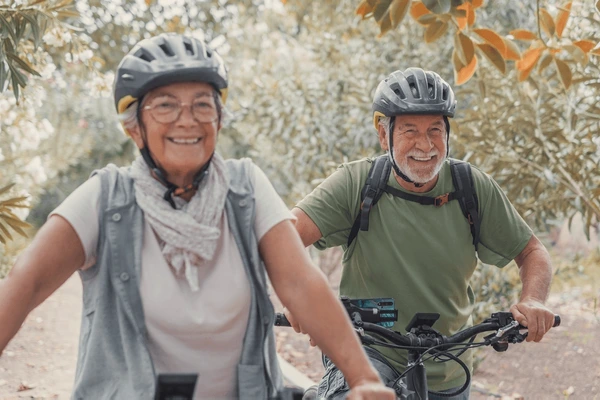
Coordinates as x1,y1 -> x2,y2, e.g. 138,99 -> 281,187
0,1 -> 599,325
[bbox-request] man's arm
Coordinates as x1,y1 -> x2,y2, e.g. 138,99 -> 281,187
291,207 -> 323,247
510,234 -> 555,342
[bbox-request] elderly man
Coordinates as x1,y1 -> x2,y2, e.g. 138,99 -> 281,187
286,68 -> 556,399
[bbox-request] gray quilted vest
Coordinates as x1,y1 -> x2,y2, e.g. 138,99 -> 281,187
72,158 -> 282,399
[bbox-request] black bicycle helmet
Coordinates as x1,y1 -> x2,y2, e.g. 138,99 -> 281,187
114,32 -> 228,115
372,68 -> 456,186
113,33 -> 228,208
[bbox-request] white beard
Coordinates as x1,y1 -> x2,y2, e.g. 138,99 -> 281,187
396,152 -> 445,184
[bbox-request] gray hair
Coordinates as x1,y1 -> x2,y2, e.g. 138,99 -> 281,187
378,116 -> 391,135
117,90 -> 228,131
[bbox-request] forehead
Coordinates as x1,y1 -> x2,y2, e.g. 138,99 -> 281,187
147,81 -> 215,99
395,114 -> 445,127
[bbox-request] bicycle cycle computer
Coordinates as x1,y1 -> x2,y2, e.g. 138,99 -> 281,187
154,373 -> 198,400
405,312 -> 440,332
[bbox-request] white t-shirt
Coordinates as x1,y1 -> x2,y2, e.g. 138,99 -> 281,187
51,163 -> 294,399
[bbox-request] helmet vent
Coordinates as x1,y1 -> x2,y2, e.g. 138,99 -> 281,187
427,83 -> 435,99
442,86 -> 449,101
135,48 -> 155,62
410,85 -> 419,99
183,38 -> 195,56
389,82 -> 406,99
159,43 -> 175,57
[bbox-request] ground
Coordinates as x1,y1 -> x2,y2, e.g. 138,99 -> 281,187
0,272 -> 598,400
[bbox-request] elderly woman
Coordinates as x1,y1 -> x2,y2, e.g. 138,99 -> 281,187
0,33 -> 394,399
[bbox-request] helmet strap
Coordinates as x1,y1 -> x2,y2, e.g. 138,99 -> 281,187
386,117 -> 425,188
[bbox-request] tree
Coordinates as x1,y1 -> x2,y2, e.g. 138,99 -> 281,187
0,0 -> 91,244
291,0 -> 600,235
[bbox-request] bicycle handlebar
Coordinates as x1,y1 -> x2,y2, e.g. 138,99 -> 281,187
274,310 -> 560,349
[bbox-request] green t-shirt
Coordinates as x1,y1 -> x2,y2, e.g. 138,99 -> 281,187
296,157 -> 532,391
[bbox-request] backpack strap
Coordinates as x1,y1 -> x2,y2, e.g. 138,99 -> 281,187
347,155 -> 391,247
449,159 -> 481,251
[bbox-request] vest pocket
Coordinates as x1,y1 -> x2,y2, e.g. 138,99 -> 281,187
237,364 -> 266,399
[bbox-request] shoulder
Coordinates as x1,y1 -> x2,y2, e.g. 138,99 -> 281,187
332,156 -> 377,186
448,158 -> 496,191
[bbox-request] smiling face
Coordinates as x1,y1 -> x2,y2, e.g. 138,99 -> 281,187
128,81 -> 221,187
379,114 -> 447,187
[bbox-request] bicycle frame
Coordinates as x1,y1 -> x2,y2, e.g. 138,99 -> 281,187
275,298 -> 560,400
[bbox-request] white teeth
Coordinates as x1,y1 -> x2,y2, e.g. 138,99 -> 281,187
170,138 -> 200,144
412,156 -> 433,161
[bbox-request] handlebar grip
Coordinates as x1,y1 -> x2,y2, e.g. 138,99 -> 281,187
274,313 -> 291,327
553,315 -> 561,327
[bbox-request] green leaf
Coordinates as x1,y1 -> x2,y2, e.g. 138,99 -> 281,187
0,14 -> 18,45
422,0 -> 452,14
0,183 -> 16,196
21,11 -> 42,47
0,221 -> 13,241
7,53 -> 41,76
390,0 -> 411,28
373,0 -> 393,22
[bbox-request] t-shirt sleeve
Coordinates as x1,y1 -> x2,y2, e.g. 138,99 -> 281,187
49,175 -> 102,270
295,164 -> 358,250
472,166 -> 533,267
252,164 -> 295,242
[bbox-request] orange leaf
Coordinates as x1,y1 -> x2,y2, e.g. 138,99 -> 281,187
476,43 -> 506,74
453,51 -> 478,85
510,29 -> 538,41
516,47 -> 543,72
470,0 -> 484,8
356,0 -> 375,19
502,38 -> 522,60
539,8 -> 555,37
591,48 -> 600,56
555,2 -> 572,38
145,0 -> 152,5
424,20 -> 449,43
455,2 -> 469,30
473,28 -> 506,56
410,2 -> 431,20
554,58 -> 572,89
573,40 -> 597,53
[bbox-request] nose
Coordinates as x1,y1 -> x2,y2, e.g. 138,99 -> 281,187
414,131 -> 434,152
175,104 -> 199,127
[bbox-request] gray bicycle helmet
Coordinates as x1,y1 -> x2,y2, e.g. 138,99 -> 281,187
372,67 -> 456,129
114,32 -> 228,116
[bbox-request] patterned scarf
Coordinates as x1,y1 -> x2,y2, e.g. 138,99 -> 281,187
129,153 -> 229,291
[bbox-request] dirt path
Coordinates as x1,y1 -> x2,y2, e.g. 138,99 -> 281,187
0,275 -> 81,400
1,275 -> 598,400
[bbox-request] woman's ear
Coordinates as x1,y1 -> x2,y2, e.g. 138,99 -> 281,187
127,123 -> 145,150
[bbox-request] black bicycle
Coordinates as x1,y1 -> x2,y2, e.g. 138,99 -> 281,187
274,296 -> 561,400
153,370 -> 304,400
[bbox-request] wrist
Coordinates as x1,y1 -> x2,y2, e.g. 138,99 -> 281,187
345,366 -> 381,389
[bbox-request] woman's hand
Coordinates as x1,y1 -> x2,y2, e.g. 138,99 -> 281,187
283,307 -> 316,347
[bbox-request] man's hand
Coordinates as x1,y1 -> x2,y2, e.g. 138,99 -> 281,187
283,307 -> 317,346
510,298 -> 555,342
347,381 -> 396,400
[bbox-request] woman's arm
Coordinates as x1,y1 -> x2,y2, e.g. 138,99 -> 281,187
0,215 -> 85,353
259,220 -> 394,398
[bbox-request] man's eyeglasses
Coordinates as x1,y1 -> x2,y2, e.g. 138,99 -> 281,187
143,96 -> 218,124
